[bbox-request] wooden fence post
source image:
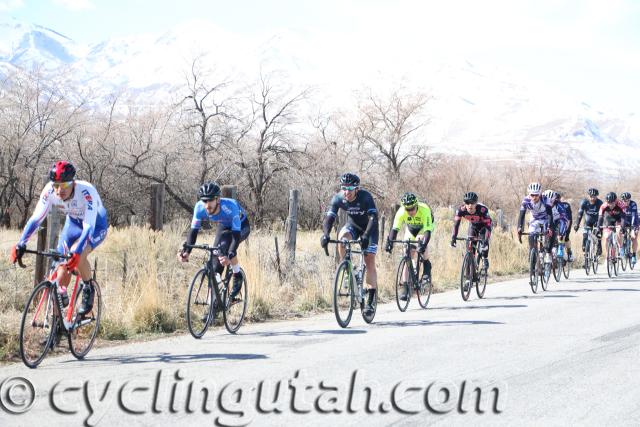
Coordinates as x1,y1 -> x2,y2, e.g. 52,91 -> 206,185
274,236 -> 283,284
285,189 -> 299,264
39,208 -> 64,282
221,185 -> 237,199
150,183 -> 165,231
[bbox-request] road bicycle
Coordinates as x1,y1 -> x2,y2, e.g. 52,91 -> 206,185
455,236 -> 488,301
184,243 -> 248,338
519,225 -> 552,293
582,226 -> 600,275
18,249 -> 101,368
388,239 -> 432,311
324,239 -> 376,328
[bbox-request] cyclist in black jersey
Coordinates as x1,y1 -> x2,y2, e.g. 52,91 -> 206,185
573,187 -> 603,260
321,173 -> 379,315
558,193 -> 574,262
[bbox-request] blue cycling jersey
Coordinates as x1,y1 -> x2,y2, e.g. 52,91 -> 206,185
190,198 -> 246,232
623,200 -> 639,227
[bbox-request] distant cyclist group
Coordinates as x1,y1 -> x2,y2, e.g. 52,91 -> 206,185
8,162 -> 639,367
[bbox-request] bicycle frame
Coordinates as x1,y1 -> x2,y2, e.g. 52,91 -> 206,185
389,239 -> 424,285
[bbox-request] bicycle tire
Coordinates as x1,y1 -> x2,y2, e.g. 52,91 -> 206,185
476,254 -> 487,299
460,251 -> 473,301
562,253 -> 571,279
19,282 -> 57,368
68,281 -> 102,359
606,238 -> 615,278
394,257 -> 411,312
584,245 -> 591,275
592,239 -> 600,274
333,260 -> 354,328
223,268 -> 248,334
529,248 -> 539,293
417,257 -> 433,308
186,268 -> 213,339
620,238 -> 628,272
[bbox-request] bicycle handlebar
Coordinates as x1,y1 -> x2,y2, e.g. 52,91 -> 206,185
322,238 -> 362,256
16,248 -> 71,269
183,243 -> 223,256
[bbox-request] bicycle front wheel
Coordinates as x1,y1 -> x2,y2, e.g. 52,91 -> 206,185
562,254 -> 571,279
592,240 -> 600,274
417,258 -> 432,308
333,261 -> 354,328
19,282 -> 57,368
186,268 -> 213,338
223,269 -> 248,334
529,248 -> 539,294
68,281 -> 102,359
460,252 -> 473,301
394,257 -> 411,312
584,245 -> 591,275
606,239 -> 615,278
552,253 -> 561,283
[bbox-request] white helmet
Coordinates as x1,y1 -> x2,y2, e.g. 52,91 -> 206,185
543,189 -> 554,199
527,182 -> 542,195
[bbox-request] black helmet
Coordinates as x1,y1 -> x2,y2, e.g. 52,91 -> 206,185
340,173 -> 360,187
605,192 -> 617,203
621,192 -> 631,201
587,188 -> 599,197
463,191 -> 478,204
401,192 -> 418,208
198,181 -> 221,200
49,161 -> 76,183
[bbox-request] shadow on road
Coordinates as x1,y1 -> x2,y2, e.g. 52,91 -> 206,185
242,329 -> 367,338
548,288 -> 640,293
64,352 -> 268,365
429,304 -> 527,310
487,294 -> 577,300
372,319 -> 503,328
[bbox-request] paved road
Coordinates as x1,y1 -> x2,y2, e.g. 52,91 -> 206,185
1,268 -> 640,426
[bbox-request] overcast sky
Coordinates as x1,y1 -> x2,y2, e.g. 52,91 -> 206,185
2,0 -> 639,114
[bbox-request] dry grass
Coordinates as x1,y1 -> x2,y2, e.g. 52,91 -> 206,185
0,208 -> 565,362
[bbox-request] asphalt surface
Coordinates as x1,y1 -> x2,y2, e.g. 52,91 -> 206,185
1,265 -> 640,426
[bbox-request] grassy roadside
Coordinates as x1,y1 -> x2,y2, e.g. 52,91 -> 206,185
0,208 -> 544,363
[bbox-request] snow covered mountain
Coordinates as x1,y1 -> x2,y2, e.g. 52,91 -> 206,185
0,18 -> 638,171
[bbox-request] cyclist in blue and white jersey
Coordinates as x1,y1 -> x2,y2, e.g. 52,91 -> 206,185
9,161 -> 108,314
544,190 -> 571,261
320,173 -> 379,315
517,182 -> 556,263
557,193 -> 574,262
178,182 -> 250,300
620,192 -> 638,264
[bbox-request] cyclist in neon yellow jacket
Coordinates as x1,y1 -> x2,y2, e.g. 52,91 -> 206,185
385,192 -> 434,300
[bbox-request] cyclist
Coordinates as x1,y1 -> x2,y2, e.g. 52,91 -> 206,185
543,190 -> 570,260
620,192 -> 638,264
597,192 -> 626,257
178,182 -> 250,301
557,193 -> 574,262
574,188 -> 604,262
321,173 -> 378,315
385,192 -> 435,301
517,182 -> 556,263
450,191 -> 492,270
9,161 -> 108,315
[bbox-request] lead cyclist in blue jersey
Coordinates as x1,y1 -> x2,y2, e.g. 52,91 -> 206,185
544,190 -> 571,260
517,182 -> 556,263
9,161 -> 108,314
178,182 -> 250,300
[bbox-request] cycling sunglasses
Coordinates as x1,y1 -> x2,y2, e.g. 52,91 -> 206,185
53,181 -> 73,190
341,185 -> 358,191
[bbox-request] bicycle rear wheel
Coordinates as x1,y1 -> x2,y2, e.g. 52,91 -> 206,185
223,268 -> 248,334
529,248 -> 539,294
417,259 -> 432,308
394,257 -> 411,312
562,254 -> 571,279
476,254 -> 487,299
333,261 -> 354,328
460,252 -> 473,301
552,252 -> 561,283
186,268 -> 213,339
19,282 -> 57,368
541,253 -> 551,291
68,281 -> 102,359
620,241 -> 628,272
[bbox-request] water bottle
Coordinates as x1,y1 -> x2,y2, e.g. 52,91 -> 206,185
557,244 -> 564,259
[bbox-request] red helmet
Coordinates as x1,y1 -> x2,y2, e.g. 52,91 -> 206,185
49,161 -> 76,182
